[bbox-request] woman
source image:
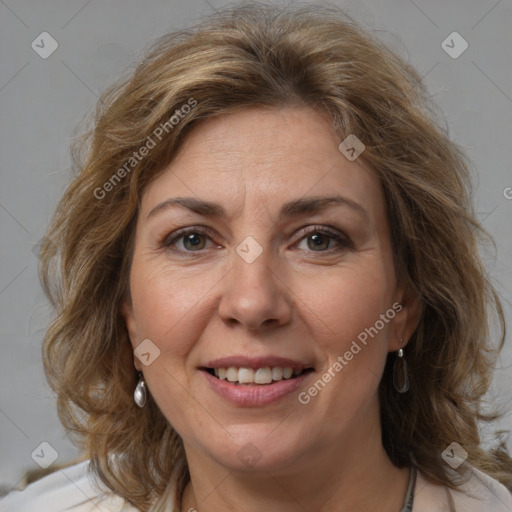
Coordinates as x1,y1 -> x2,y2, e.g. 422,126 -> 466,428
3,3 -> 511,511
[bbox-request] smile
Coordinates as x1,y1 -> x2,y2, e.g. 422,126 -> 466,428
200,366 -> 315,406
205,366 -> 313,385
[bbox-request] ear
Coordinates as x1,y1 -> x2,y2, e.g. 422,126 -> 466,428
388,283 -> 421,352
121,299 -> 142,372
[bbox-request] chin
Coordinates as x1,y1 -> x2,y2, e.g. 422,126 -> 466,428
201,428 -> 309,473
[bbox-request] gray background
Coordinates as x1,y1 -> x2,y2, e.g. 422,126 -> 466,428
1,0 -> 511,495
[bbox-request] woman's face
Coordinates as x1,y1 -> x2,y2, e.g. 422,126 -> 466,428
123,106 -> 417,474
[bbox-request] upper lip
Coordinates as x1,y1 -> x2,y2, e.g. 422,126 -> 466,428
202,356 -> 314,371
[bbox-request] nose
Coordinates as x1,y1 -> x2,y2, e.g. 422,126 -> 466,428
217,247 -> 292,332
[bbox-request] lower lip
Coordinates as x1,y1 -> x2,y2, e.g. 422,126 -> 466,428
201,370 -> 312,406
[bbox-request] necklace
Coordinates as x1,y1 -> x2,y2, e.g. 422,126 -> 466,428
399,465 -> 417,512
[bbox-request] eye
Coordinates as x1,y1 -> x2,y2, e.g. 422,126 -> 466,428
162,227 -> 218,253
161,225 -> 351,255
294,226 -> 352,253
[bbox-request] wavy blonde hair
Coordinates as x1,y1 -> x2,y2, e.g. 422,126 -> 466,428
39,2 -> 511,510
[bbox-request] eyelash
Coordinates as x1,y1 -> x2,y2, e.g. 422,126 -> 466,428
161,225 -> 352,256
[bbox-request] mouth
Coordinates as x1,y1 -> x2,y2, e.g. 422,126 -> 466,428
200,358 -> 316,406
201,366 -> 315,386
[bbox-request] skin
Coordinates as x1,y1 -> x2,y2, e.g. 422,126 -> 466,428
123,106 -> 420,511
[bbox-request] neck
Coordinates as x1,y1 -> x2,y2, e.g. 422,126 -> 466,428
179,404 -> 410,511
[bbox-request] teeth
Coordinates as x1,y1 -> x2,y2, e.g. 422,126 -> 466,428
254,367 -> 272,384
226,367 -> 238,382
238,368 -> 254,384
211,365 -> 303,385
272,367 -> 283,381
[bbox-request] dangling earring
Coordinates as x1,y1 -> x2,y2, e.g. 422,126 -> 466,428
134,372 -> 147,407
393,342 -> 409,393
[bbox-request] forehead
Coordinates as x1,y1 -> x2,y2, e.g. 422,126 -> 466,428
140,106 -> 385,223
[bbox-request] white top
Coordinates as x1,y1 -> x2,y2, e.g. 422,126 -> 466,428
2,459 -> 511,511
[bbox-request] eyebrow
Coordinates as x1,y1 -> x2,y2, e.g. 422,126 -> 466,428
147,195 -> 369,222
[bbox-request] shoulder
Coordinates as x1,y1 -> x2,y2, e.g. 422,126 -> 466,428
0,460 -> 141,512
450,465 -> 512,511
414,464 -> 512,512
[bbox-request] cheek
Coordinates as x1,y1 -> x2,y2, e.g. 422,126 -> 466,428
127,259 -> 207,431
300,263 -> 392,349
128,256 -> 223,359
297,262 -> 393,408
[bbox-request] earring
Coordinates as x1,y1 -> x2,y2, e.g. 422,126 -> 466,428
393,343 -> 409,393
134,373 -> 147,407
